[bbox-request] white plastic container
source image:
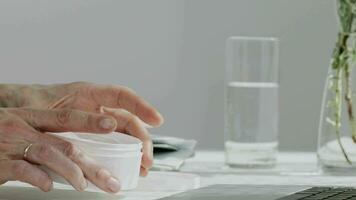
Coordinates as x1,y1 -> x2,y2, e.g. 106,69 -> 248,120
43,132 -> 142,192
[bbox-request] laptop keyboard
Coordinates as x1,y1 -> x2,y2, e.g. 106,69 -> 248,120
276,187 -> 356,200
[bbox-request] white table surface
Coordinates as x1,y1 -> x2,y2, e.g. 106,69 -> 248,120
2,151 -> 356,200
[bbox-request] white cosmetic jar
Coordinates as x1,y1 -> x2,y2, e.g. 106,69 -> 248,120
43,132 -> 143,191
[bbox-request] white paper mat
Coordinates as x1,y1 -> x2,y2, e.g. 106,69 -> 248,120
0,172 -> 200,200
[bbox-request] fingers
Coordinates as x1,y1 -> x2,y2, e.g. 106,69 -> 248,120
39,133 -> 121,193
0,113 -> 53,192
0,114 -> 40,142
71,153 -> 121,193
89,85 -> 164,127
0,160 -> 52,192
140,166 -> 148,177
24,143 -> 88,191
101,107 -> 153,174
0,109 -> 111,193
7,108 -> 117,133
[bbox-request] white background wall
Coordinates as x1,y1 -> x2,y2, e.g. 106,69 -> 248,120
0,0 -> 337,151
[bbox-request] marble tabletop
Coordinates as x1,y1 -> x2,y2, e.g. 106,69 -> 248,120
1,151 -> 356,200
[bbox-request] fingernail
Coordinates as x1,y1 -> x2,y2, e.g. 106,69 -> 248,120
100,118 -> 116,130
80,179 -> 88,191
157,112 -> 164,126
107,177 -> 121,193
43,181 -> 53,192
99,106 -> 105,114
101,106 -> 110,112
102,107 -> 123,117
140,166 -> 149,177
141,120 -> 153,129
102,106 -> 116,113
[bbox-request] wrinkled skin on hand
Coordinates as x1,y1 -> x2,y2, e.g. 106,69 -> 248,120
0,82 -> 164,192
0,107 -> 121,192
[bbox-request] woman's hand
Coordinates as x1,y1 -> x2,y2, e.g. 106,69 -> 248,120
0,82 -> 164,176
0,107 -> 123,193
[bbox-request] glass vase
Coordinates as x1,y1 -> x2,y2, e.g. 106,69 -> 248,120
318,0 -> 356,173
318,67 -> 356,173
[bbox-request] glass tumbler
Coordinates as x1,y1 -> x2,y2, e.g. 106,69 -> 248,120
224,36 -> 279,168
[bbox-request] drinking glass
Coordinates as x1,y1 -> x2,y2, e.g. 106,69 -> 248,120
224,36 -> 279,168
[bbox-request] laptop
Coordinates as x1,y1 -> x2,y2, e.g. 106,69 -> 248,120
157,184 -> 356,200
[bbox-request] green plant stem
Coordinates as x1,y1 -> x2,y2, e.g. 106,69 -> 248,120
330,31 -> 352,163
344,62 -> 356,142
326,0 -> 356,164
335,66 -> 352,164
